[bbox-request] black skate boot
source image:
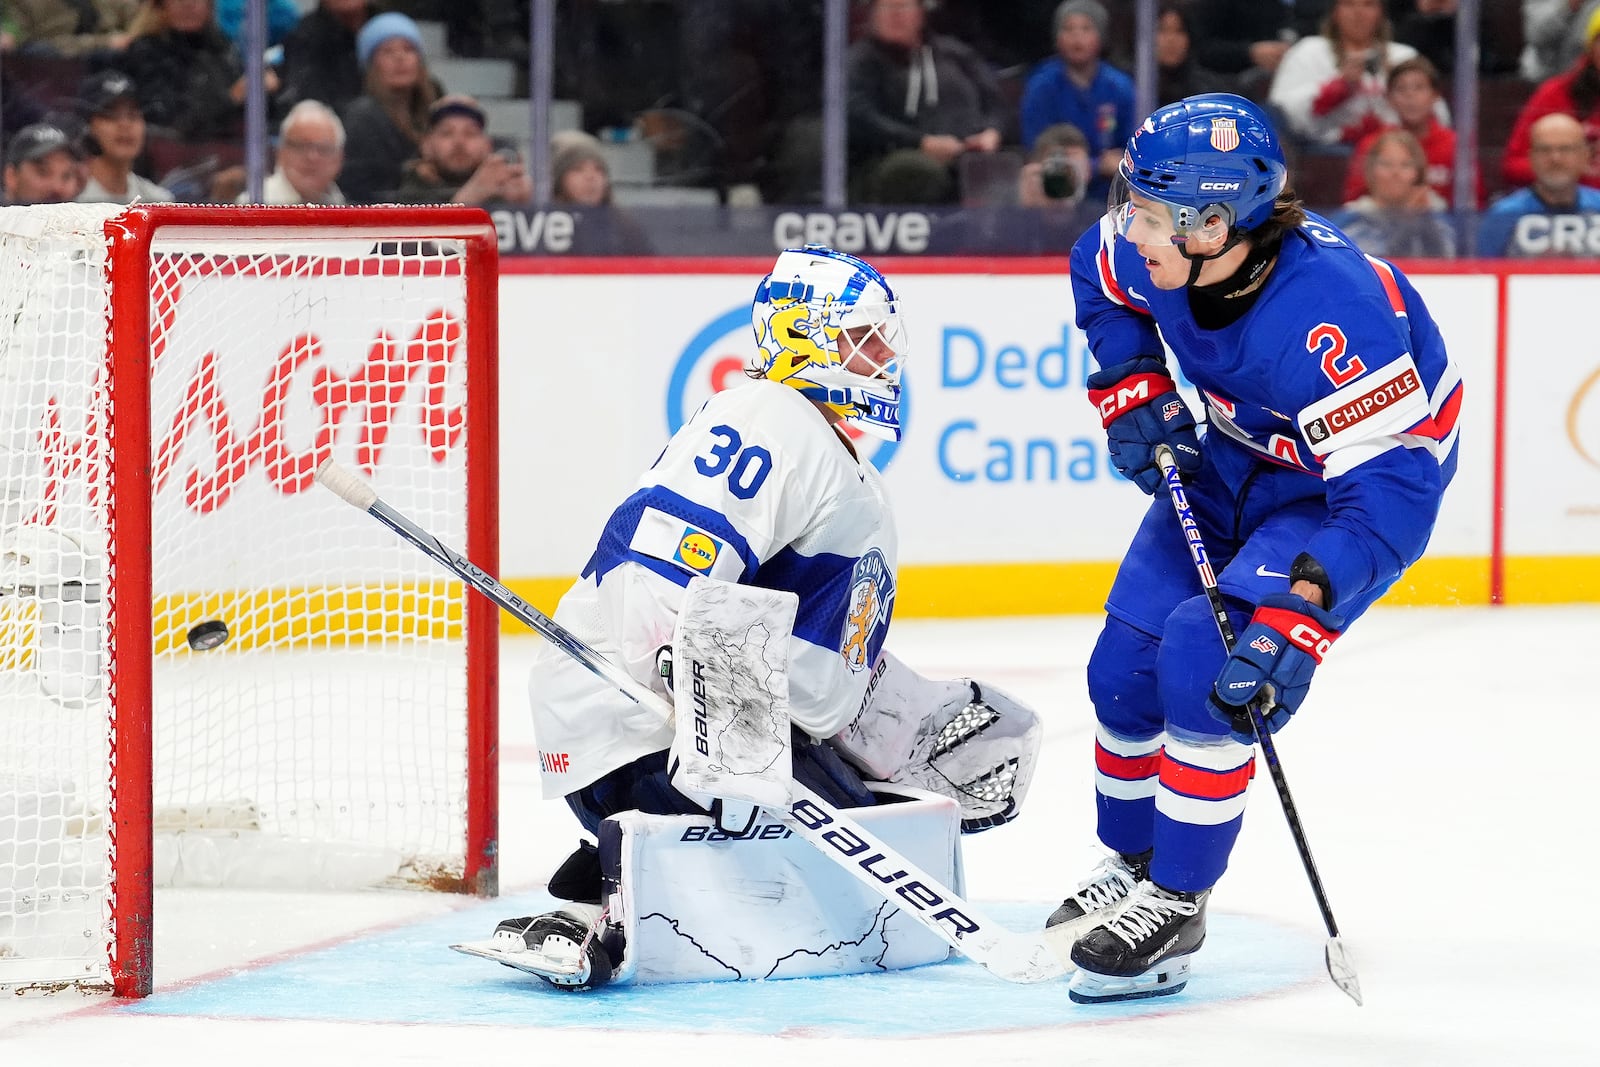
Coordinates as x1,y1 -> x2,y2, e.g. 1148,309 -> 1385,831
1067,881 -> 1208,1004
490,904 -> 619,991
1043,849 -> 1151,952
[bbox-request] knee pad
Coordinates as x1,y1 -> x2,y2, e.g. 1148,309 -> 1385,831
1087,617 -> 1163,740
1155,595 -> 1250,738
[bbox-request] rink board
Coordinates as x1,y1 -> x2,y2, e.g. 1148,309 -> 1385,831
488,259 -> 1593,615
120,893 -> 1322,1035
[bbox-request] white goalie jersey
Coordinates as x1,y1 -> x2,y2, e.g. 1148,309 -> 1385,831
529,380 -> 899,798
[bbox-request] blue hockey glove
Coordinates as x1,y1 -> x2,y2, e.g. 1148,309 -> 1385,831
1085,357 -> 1201,494
1209,593 -> 1341,744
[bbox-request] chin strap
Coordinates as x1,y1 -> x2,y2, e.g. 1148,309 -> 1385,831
1177,227 -> 1249,286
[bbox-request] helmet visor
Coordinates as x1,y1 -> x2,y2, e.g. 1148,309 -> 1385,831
1106,166 -> 1232,247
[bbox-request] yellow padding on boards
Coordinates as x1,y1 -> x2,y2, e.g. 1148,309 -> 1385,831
500,556 -> 1496,631
152,582 -> 464,653
1503,556 -> 1600,604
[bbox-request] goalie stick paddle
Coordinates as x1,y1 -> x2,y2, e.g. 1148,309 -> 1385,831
1153,445 -> 1363,1007
314,459 -> 1067,986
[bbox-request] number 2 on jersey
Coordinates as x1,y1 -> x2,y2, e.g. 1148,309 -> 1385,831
1306,322 -> 1366,387
695,424 -> 772,500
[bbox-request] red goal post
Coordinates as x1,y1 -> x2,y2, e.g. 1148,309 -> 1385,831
0,204 -> 500,997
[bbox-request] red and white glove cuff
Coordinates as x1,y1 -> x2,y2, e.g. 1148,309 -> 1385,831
1087,372 -> 1177,428
1250,606 -> 1340,663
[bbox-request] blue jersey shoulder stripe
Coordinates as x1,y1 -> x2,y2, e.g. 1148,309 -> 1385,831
580,486 -> 758,584
753,544 -> 859,653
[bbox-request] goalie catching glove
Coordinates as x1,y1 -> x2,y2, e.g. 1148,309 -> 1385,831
833,651 -> 1041,833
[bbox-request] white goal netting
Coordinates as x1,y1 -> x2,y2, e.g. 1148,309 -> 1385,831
0,204 -> 495,992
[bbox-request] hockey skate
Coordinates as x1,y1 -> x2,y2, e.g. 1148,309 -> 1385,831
1043,849 -> 1151,955
450,903 -> 621,991
1067,881 -> 1207,1004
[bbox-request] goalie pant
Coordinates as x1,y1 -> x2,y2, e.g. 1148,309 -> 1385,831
562,733 -> 874,839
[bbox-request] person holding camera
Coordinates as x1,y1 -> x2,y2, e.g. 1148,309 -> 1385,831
1269,0 -> 1423,147
931,121 -> 1096,253
396,94 -> 532,206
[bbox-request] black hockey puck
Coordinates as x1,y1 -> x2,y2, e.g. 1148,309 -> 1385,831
186,619 -> 229,651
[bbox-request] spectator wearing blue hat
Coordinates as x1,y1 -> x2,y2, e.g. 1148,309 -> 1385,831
280,0 -> 375,115
337,10 -> 440,202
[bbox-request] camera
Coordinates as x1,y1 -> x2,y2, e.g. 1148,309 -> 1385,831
1040,154 -> 1081,201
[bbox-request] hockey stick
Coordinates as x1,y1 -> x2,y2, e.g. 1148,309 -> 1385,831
1152,445 -> 1362,1006
314,458 -> 1066,985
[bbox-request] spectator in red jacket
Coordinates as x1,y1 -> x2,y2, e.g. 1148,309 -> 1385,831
1341,56 -> 1481,207
1503,6 -> 1600,191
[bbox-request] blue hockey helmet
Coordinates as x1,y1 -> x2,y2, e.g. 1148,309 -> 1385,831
1110,93 -> 1288,244
752,244 -> 907,440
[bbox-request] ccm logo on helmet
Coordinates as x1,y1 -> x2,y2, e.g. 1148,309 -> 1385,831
1198,181 -> 1242,191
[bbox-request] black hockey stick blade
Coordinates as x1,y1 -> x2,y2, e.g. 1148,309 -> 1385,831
1326,937 -> 1363,1006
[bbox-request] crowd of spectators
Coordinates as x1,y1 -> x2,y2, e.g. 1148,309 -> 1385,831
0,0 -> 1597,257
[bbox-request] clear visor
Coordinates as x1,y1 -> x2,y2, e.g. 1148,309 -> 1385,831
1106,168 -> 1229,247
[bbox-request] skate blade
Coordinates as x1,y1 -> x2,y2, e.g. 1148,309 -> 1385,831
1067,952 -> 1193,1004
450,937 -> 588,983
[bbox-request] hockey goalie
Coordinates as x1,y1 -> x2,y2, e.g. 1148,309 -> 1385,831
451,245 -> 1042,990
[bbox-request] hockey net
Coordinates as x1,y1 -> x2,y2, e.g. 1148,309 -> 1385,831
0,204 -> 500,996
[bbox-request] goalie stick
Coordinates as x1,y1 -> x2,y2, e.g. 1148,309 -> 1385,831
315,459 -> 1066,985
1153,445 -> 1363,1006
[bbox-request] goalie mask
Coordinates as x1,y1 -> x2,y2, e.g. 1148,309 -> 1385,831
751,244 -> 908,440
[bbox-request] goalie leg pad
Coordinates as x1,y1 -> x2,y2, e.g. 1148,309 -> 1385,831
603,785 -> 962,983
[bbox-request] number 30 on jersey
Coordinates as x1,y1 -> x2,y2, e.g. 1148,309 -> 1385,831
695,424 -> 773,500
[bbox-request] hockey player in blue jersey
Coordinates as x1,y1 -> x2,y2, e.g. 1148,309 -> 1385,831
473,246 -> 1042,990
1047,94 -> 1463,1003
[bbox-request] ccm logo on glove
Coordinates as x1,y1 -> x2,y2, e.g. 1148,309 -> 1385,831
1252,606 -> 1336,660
1090,372 -> 1175,426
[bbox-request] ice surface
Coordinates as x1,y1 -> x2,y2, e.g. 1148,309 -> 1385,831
1,607 -> 1594,1066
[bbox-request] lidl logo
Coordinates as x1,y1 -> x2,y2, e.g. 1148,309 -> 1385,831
667,305 -> 904,471
674,528 -> 722,573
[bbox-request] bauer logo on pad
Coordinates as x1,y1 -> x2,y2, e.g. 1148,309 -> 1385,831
674,529 -> 722,573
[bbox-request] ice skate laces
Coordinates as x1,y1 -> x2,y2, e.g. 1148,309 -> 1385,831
1068,854 -> 1140,911
1102,883 -> 1199,948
